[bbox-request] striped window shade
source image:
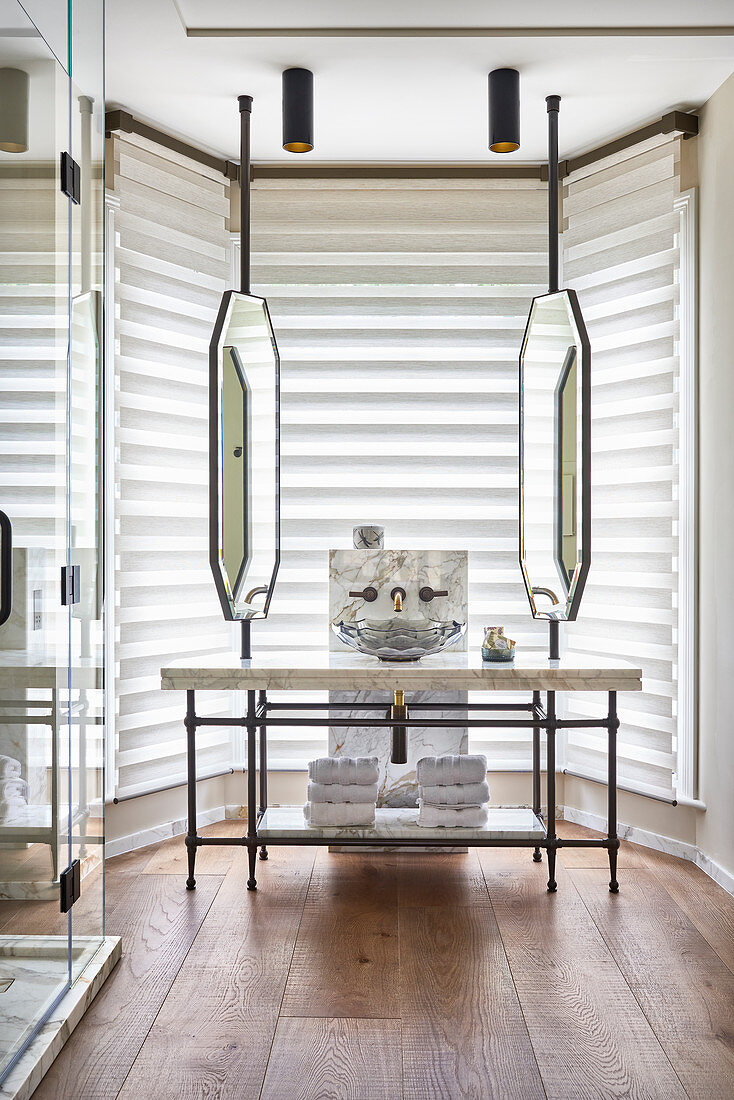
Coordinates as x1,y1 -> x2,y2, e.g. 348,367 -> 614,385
247,175 -> 550,766
109,132 -> 235,798
562,135 -> 683,800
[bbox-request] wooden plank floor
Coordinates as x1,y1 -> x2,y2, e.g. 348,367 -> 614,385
28,822 -> 734,1099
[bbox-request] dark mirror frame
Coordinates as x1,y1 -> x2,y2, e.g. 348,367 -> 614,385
518,287 -> 591,622
209,289 -> 281,622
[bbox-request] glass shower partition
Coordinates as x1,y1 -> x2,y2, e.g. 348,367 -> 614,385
68,0 -> 105,986
0,0 -> 105,1082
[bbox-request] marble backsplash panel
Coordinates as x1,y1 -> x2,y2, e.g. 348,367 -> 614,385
328,550 -> 468,807
329,549 -> 468,644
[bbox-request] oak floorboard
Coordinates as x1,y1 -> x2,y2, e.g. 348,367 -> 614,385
280,851 -> 400,1019
141,819 -> 244,876
223,841 -> 316,907
261,1016 -> 403,1100
480,851 -> 686,1100
400,905 -> 544,1099
642,844 -> 734,975
116,847 -> 310,1099
396,850 -> 491,907
572,866 -> 734,1099
31,874 -> 221,1100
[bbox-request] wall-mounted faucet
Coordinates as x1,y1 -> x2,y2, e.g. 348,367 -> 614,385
419,586 -> 448,603
349,586 -> 378,602
391,587 -> 406,612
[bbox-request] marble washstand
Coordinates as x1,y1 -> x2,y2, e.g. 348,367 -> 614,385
161,651 -> 642,894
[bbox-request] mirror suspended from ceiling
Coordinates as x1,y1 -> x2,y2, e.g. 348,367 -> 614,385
519,95 -> 591,644
209,96 -> 280,653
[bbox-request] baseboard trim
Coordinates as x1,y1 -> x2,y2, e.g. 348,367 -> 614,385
105,805 -> 226,859
562,805 -> 734,897
105,799 -> 734,899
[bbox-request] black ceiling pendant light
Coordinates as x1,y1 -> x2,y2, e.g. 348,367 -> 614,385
282,67 -> 313,153
488,67 -> 520,153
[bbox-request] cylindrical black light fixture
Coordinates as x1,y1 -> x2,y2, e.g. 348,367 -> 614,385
282,67 -> 313,153
488,68 -> 520,153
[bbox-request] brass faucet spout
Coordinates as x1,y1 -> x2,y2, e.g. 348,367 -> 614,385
391,587 -> 405,612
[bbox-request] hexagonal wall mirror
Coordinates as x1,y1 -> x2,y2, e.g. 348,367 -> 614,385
519,289 -> 590,621
209,291 -> 279,620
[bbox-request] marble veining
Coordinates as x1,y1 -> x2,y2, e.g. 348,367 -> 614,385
0,936 -> 120,1100
160,650 -> 643,693
259,804 -> 545,841
329,549 -> 468,643
329,550 -> 469,806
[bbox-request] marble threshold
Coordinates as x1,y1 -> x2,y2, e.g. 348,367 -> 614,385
258,805 -> 545,842
0,936 -> 120,1100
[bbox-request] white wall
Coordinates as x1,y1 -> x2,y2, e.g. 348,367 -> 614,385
696,69 -> 734,883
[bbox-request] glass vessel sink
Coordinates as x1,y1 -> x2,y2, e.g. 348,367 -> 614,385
331,618 -> 466,662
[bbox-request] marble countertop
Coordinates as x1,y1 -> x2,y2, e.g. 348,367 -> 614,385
161,650 -> 642,693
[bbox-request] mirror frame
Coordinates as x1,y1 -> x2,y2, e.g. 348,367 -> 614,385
518,287 -> 591,622
209,289 -> 280,621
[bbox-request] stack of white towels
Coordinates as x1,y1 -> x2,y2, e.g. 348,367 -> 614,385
304,756 -> 379,827
417,754 -> 490,828
0,754 -> 28,823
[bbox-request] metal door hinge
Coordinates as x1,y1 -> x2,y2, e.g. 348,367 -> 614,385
60,859 -> 81,912
61,564 -> 80,606
60,151 -> 81,204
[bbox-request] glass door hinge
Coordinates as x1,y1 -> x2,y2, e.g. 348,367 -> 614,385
61,564 -> 80,606
60,151 -> 81,204
60,859 -> 81,913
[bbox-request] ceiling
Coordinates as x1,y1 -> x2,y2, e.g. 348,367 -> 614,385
105,0 -> 734,164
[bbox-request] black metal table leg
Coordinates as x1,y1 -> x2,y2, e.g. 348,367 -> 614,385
185,690 -> 198,890
258,688 -> 268,860
546,690 -> 558,892
607,690 -> 620,893
246,689 -> 258,890
532,690 -> 542,862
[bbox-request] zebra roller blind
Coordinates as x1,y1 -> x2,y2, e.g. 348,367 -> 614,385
563,135 -> 683,800
248,175 -> 549,766
110,146 -> 685,792
109,131 -> 234,798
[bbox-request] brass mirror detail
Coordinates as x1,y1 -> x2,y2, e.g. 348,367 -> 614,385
519,289 -> 590,621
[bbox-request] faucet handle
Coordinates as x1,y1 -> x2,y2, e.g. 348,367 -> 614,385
349,586 -> 378,603
419,586 -> 448,603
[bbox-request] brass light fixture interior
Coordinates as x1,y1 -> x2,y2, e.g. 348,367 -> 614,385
488,67 -> 520,153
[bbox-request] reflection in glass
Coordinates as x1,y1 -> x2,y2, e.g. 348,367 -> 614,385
519,289 -> 590,621
222,346 -> 250,597
555,346 -> 577,586
210,292 -> 279,620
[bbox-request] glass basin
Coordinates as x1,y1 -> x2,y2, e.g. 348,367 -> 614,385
331,618 -> 466,662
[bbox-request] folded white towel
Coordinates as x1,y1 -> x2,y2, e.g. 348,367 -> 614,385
418,780 -> 489,807
417,802 -> 489,829
0,756 -> 21,779
0,778 -> 28,801
416,754 -> 488,786
307,781 -> 379,804
308,756 -> 379,786
303,801 -> 376,827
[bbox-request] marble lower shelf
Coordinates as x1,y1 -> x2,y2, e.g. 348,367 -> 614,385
258,805 -> 545,842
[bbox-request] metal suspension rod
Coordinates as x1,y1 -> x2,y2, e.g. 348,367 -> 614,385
546,94 -> 560,294
238,95 -> 252,295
